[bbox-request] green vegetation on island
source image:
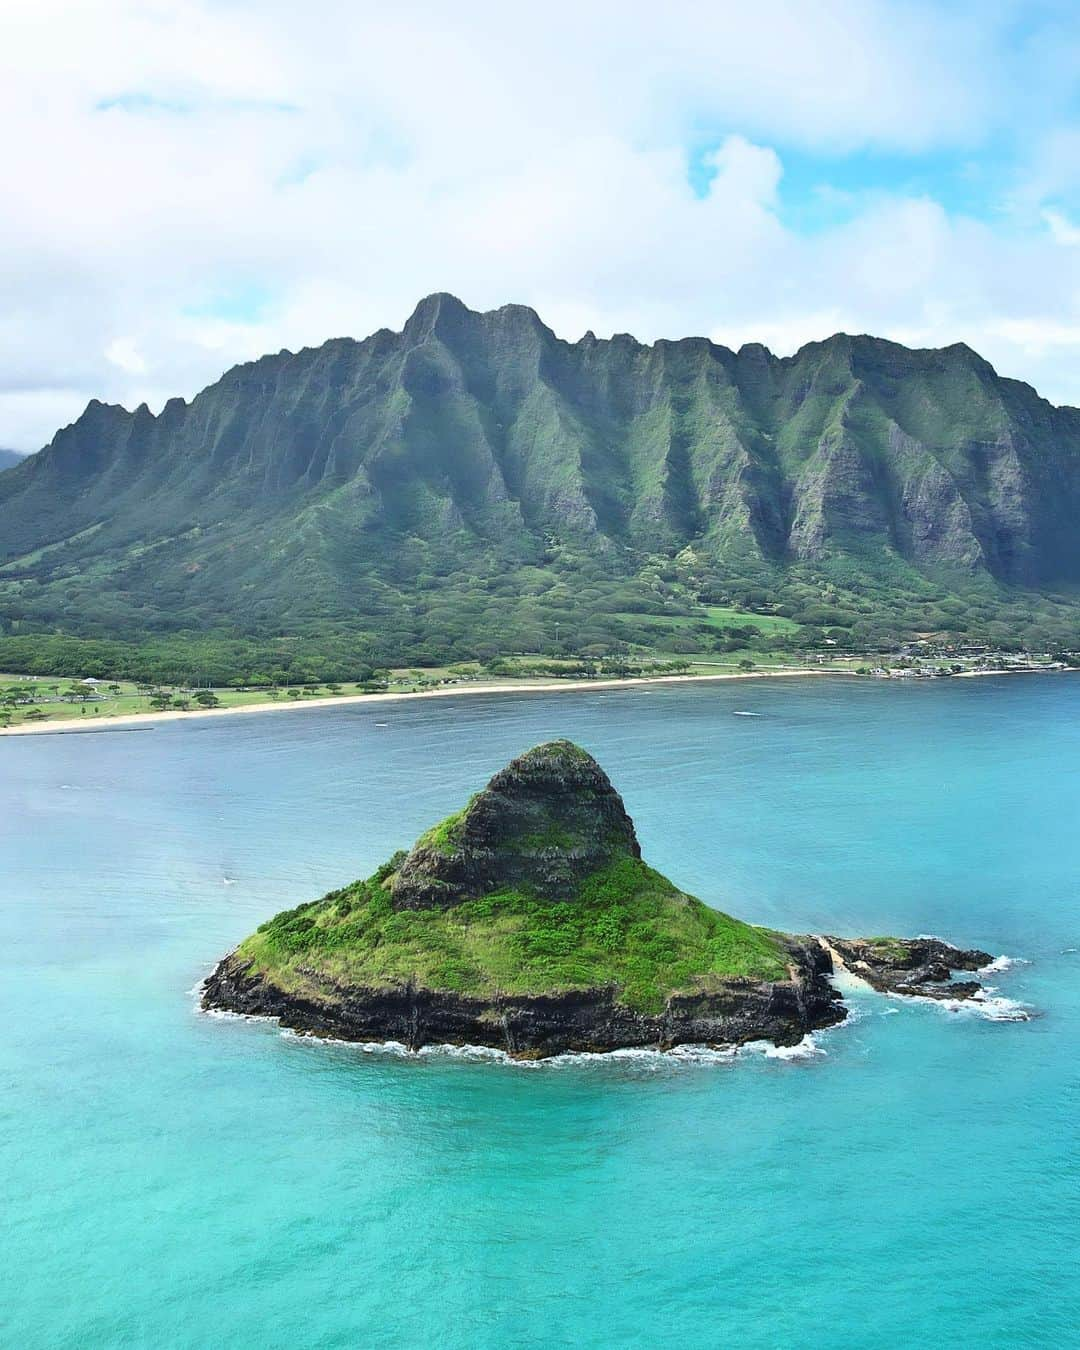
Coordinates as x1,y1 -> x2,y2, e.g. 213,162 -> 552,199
241,855 -> 788,1015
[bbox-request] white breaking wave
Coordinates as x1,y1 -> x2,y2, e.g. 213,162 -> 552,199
260,1022 -> 825,1069
740,1034 -> 826,1061
978,954 -> 1028,974
912,988 -> 1033,1022
667,1043 -> 740,1063
203,1005 -> 275,1024
419,1042 -> 509,1063
732,710 -> 762,717
543,1043 -> 739,1070
311,1037 -> 742,1070
973,995 -> 1034,1022
763,1035 -> 826,1060
266,1031 -> 744,1069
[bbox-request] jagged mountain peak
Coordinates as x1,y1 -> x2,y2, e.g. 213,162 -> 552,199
403,290 -> 472,334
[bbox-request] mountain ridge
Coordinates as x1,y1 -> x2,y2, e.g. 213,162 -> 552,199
23,292 -> 1077,486
1,293 -> 1078,671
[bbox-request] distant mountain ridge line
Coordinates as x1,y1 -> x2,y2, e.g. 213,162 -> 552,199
0,292 -> 1078,667
52,305 -> 1068,433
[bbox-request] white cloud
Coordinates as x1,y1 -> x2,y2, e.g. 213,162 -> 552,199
105,338 -> 148,374
987,317 -> 1080,353
2,0 -> 1080,446
1043,208 -> 1080,245
0,390 -> 91,449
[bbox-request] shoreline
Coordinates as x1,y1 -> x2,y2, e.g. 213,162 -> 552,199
1,663 -> 1072,737
0,667 -> 847,736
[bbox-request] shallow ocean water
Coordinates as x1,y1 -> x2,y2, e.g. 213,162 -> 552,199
2,676 -> 1077,1348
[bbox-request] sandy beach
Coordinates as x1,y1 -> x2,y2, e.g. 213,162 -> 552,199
4,664 -> 1071,738
0,667 -> 848,736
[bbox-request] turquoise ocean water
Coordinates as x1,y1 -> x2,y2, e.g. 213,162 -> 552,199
2,676 -> 1078,1348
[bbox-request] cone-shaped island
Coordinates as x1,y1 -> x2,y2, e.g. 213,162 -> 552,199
204,740 -> 992,1057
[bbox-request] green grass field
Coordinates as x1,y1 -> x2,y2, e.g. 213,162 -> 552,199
612,606 -> 801,641
703,606 -> 801,636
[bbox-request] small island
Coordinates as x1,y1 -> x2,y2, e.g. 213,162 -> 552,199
204,740 -> 992,1057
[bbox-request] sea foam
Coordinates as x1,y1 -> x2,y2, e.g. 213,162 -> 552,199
760,1034 -> 826,1061
267,1025 -> 826,1070
978,954 -> 1028,974
912,988 -> 1033,1022
727,1033 -> 828,1062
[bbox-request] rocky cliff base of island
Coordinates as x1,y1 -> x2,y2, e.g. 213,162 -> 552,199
201,933 -> 998,1058
203,935 -> 845,1058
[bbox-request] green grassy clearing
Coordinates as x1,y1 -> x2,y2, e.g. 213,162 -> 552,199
703,606 -> 802,636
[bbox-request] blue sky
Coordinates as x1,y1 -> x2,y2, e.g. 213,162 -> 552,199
3,0 -> 1080,448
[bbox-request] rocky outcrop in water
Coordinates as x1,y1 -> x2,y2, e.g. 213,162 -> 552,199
202,741 -> 1003,1058
825,936 -> 992,1001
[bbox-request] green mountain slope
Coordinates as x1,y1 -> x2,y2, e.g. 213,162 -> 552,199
1,293 -> 1079,674
0,449 -> 24,472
